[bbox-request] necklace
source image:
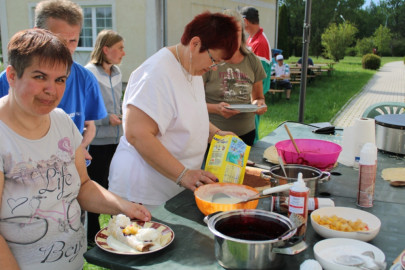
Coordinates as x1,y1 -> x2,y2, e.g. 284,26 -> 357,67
175,44 -> 193,83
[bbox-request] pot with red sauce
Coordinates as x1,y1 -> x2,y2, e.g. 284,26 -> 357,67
204,209 -> 296,269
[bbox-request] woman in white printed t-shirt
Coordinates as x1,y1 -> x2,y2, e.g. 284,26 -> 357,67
0,29 -> 150,270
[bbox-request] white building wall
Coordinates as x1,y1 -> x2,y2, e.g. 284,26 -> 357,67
0,0 -> 276,82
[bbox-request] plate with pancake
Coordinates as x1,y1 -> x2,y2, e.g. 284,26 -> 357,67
95,219 -> 175,255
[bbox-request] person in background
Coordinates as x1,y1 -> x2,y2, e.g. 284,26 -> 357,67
297,56 -> 315,76
271,54 -> 292,100
203,9 -> 267,146
85,29 -> 125,246
108,12 -> 239,210
0,0 -> 107,160
297,56 -> 314,67
240,6 -> 272,142
0,28 -> 150,270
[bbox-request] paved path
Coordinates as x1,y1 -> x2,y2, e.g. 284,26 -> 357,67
332,61 -> 405,127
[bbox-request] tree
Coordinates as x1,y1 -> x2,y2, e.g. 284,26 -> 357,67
321,22 -> 358,62
353,4 -> 385,39
280,0 -> 363,57
277,4 -> 290,58
356,37 -> 375,56
308,0 -> 337,57
280,0 -> 305,56
279,0 -> 404,58
373,25 -> 392,56
381,0 -> 405,38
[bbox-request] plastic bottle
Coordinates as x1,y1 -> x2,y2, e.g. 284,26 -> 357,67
272,197 -> 335,213
288,172 -> 309,238
357,142 -> 377,207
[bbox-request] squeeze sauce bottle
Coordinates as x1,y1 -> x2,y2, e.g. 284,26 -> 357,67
357,142 -> 378,207
288,172 -> 309,238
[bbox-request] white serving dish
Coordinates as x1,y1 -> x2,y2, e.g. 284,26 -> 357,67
310,206 -> 381,242
314,238 -> 385,270
224,104 -> 266,113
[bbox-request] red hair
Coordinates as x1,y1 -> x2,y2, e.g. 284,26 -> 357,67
181,11 -> 239,60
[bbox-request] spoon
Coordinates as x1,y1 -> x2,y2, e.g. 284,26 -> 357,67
278,156 -> 288,178
277,212 -> 305,240
334,252 -> 386,270
211,183 -> 293,203
362,251 -> 387,270
277,222 -> 302,240
284,124 -> 301,154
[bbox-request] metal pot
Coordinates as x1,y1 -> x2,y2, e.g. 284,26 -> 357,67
375,114 -> 405,155
204,209 -> 296,270
261,164 -> 331,197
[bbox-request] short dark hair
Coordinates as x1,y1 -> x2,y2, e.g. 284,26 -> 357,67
8,29 -> 72,78
180,11 -> 239,60
240,6 -> 259,24
35,0 -> 84,29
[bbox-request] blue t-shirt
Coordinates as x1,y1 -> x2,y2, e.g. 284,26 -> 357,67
0,62 -> 107,132
0,70 -> 9,97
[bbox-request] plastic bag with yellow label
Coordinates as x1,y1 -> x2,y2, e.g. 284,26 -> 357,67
205,134 -> 251,184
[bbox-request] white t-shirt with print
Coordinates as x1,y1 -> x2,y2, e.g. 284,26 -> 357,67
0,109 -> 84,270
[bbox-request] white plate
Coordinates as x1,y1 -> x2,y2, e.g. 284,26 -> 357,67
95,221 -> 174,255
310,207 -> 381,242
314,238 -> 385,270
390,262 -> 404,270
225,104 -> 266,113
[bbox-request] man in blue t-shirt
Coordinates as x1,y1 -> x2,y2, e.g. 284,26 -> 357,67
0,0 -> 106,159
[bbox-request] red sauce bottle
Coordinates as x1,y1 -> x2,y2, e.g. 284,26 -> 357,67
288,172 -> 309,238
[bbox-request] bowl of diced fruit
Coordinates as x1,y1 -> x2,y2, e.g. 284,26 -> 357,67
310,207 -> 381,242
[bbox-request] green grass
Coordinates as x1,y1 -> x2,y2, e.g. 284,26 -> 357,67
84,215 -> 110,270
258,56 -> 401,138
83,56 -> 402,270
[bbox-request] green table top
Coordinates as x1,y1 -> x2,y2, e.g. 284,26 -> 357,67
85,122 -> 405,269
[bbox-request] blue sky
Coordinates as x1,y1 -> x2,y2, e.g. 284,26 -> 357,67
363,0 -> 379,8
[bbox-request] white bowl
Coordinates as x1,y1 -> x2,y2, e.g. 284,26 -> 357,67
314,238 -> 385,270
310,207 -> 381,242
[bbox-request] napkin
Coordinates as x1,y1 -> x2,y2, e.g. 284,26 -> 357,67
338,118 -> 376,167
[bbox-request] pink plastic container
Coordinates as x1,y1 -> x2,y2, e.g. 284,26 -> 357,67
275,139 -> 342,171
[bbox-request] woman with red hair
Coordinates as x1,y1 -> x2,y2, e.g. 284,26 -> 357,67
108,12 -> 239,210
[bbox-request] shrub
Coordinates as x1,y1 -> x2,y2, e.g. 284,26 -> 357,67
356,37 -> 375,56
362,54 -> 381,70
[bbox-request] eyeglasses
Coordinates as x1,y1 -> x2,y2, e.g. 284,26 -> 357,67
207,49 -> 225,69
